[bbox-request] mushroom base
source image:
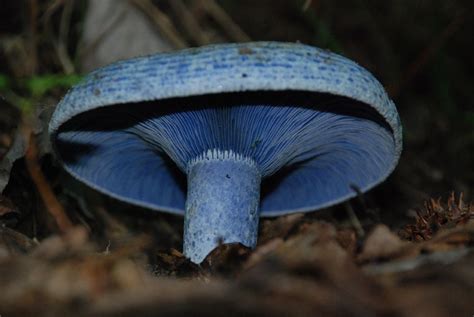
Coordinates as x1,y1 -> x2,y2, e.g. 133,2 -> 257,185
184,150 -> 261,263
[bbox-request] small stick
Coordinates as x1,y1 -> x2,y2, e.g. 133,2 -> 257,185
344,202 -> 365,237
199,0 -> 251,42
28,0 -> 39,74
301,0 -> 313,12
25,131 -> 73,233
56,0 -> 76,74
387,11 -> 464,97
168,0 -> 211,46
131,0 -> 188,49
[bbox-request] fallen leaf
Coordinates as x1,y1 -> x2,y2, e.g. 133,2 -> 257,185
0,129 -> 26,193
32,226 -> 91,259
203,242 -> 251,275
259,213 -> 304,244
0,226 -> 36,259
0,194 -> 18,216
336,228 -> 358,256
358,225 -> 411,263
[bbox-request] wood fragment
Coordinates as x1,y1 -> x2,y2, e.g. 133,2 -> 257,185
28,0 -> 39,74
25,131 -> 73,233
345,202 -> 365,237
131,0 -> 188,49
56,0 -> 76,74
198,0 -> 251,42
387,11 -> 465,97
168,0 -> 211,46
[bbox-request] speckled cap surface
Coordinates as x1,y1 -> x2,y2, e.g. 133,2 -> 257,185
50,41 -> 401,153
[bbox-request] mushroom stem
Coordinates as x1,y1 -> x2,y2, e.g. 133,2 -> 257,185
184,150 -> 261,263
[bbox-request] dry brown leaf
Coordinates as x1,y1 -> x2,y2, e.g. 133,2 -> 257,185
0,194 -> 17,216
153,248 -> 202,277
358,224 -> 411,263
336,227 -> 358,256
32,226 -> 92,259
0,226 -> 36,259
203,242 -> 251,275
243,238 -> 283,270
420,219 -> 474,253
259,213 -> 304,244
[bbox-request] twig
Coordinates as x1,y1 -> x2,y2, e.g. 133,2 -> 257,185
301,0 -> 312,12
41,0 -> 65,22
102,234 -> 152,262
387,11 -> 465,97
94,206 -> 131,240
25,130 -> 73,233
131,0 -> 188,49
344,202 -> 365,237
41,0 -> 75,73
28,0 -> 39,74
168,0 -> 211,46
56,0 -> 76,74
199,0 -> 251,42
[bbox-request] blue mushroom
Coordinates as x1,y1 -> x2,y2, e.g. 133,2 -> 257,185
49,42 -> 402,263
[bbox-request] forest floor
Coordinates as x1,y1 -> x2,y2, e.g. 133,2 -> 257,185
0,1 -> 473,316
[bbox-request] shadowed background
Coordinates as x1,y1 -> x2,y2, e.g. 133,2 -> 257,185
0,1 -> 473,316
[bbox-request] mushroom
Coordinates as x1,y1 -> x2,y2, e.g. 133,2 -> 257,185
49,42 -> 402,263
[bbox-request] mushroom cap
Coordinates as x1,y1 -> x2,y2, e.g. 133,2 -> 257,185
50,41 -> 402,216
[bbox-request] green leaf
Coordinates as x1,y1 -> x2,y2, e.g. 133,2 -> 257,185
0,74 -> 10,90
25,74 -> 83,97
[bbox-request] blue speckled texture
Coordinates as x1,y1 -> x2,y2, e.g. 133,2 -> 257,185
184,154 -> 260,263
50,41 -> 402,154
